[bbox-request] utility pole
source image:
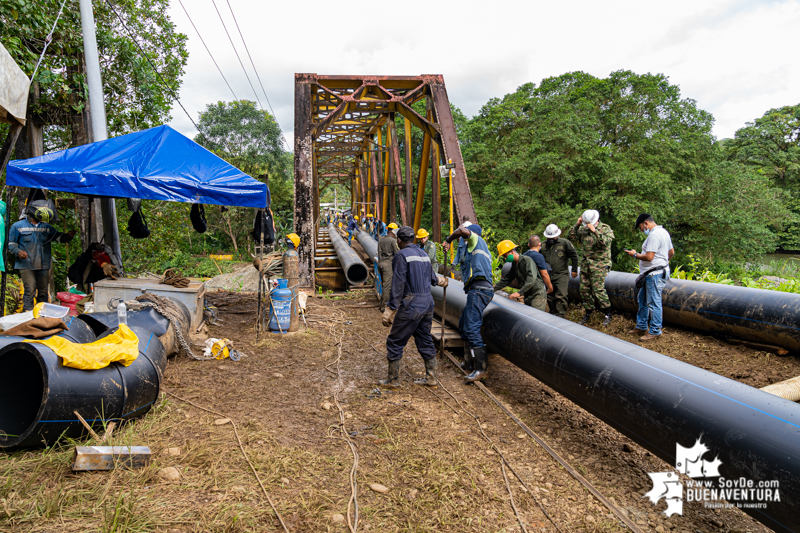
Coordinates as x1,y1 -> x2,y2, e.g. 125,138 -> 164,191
78,0 -> 123,270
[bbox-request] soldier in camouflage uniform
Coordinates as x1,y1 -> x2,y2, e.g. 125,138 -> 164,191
568,209 -> 614,326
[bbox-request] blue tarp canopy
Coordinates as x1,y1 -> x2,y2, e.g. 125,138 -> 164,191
6,125 -> 269,208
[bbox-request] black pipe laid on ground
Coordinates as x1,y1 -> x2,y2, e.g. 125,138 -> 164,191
432,279 -> 800,533
328,225 -> 368,285
0,324 -> 167,450
567,271 -> 800,352
356,230 -> 379,264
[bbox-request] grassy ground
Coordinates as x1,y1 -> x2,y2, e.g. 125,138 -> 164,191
0,291 -> 787,533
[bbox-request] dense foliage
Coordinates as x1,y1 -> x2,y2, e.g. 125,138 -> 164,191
459,70 -> 794,267
0,0 -> 188,150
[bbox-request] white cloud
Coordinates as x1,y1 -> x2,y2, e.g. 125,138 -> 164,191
167,0 -> 800,145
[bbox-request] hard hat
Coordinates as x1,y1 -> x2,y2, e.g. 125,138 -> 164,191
286,233 -> 300,248
368,213 -> 374,218
354,215 -> 360,220
497,240 -> 517,256
31,206 -> 54,223
581,209 -> 600,226
416,228 -> 429,239
387,222 -> 398,230
543,224 -> 561,238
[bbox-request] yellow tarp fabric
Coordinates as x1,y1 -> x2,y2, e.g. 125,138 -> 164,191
25,324 -> 139,370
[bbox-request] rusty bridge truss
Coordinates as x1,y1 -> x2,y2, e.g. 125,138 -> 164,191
293,74 -> 476,286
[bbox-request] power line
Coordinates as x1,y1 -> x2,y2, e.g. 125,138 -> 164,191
176,0 -> 239,102
104,0 -> 200,131
210,0 -> 264,111
224,0 -> 283,133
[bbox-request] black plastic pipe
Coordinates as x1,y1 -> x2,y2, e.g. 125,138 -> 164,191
432,279 -> 800,533
0,324 -> 167,450
328,225 -> 368,285
355,229 -> 379,264
567,271 -> 800,352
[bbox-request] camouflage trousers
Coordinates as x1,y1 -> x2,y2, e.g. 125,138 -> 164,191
579,266 -> 611,312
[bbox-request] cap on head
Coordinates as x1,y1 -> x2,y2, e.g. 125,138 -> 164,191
387,222 -> 399,230
416,228 -> 429,239
286,233 -> 300,248
497,240 -> 516,256
396,226 -> 415,242
634,213 -> 653,231
581,209 -> 600,226
543,224 -> 561,238
468,224 -> 482,237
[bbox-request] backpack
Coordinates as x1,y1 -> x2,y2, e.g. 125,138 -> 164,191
190,204 -> 207,234
127,209 -> 150,239
251,209 -> 275,245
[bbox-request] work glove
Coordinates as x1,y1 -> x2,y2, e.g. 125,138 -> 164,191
436,276 -> 449,288
382,307 -> 397,327
100,262 -> 119,280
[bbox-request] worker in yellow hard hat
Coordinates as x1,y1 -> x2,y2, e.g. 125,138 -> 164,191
377,222 -> 400,312
416,228 -> 438,274
494,239 -> 549,312
285,233 -> 300,249
348,214 -> 360,244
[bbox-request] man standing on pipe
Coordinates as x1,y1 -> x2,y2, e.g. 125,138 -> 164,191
495,240 -> 552,311
540,225 -> 579,318
380,226 -> 448,387
378,223 -> 400,312
568,210 -> 614,326
624,214 -> 674,341
443,223 -> 493,382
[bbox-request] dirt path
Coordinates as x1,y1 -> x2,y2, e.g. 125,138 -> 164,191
2,290 -> 795,532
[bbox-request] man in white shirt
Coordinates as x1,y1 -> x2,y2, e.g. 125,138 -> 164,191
624,213 -> 674,341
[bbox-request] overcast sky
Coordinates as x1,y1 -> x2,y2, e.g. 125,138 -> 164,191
167,0 -> 800,147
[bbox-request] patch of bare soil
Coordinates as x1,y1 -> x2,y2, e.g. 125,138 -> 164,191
1,291 -> 792,532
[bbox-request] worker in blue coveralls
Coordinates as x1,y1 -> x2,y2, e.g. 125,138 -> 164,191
443,222 -> 493,382
8,205 -> 75,311
380,226 -> 449,388
347,215 -> 360,244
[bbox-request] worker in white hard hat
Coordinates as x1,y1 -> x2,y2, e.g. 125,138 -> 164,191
568,210 -> 615,326
540,224 -> 579,318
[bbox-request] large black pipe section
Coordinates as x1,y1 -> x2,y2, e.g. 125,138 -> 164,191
356,229 -> 379,264
568,271 -> 800,352
328,225 -> 368,285
432,279 -> 800,533
0,324 -> 167,450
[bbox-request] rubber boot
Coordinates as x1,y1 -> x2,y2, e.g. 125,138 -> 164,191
460,340 -> 473,373
579,309 -> 593,325
465,346 -> 488,382
378,359 -> 401,388
601,309 -> 612,326
414,358 -> 438,387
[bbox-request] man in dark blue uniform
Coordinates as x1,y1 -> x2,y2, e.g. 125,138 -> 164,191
380,226 -> 448,388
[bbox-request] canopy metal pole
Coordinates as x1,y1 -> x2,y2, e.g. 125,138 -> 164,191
79,0 -> 122,270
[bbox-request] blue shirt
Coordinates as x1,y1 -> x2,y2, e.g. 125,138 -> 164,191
8,218 -> 65,270
389,244 -> 439,310
523,250 -> 550,274
459,233 -> 493,291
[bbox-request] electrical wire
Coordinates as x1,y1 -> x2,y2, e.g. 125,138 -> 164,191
103,0 -> 200,131
175,0 -> 239,102
223,0 -> 287,148
210,0 -> 263,110
30,0 -> 70,82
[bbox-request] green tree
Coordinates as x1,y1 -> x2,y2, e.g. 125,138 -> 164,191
724,104 -> 800,248
194,100 -> 292,251
0,0 -> 188,147
460,70 -> 786,264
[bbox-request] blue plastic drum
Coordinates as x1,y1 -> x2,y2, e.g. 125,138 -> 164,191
269,278 -> 292,334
